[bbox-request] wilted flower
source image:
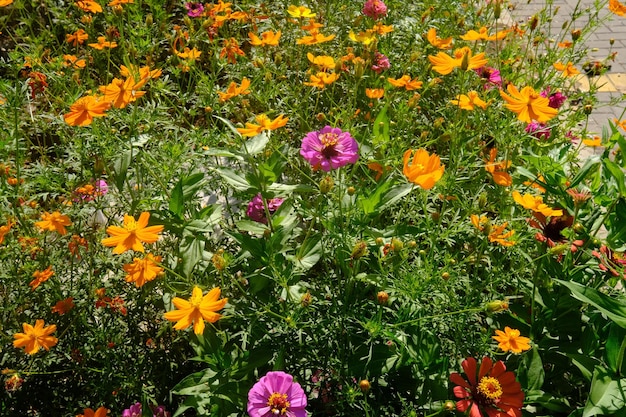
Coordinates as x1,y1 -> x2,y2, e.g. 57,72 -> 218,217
51,297 -> 75,315
300,126 -> 359,171
450,357 -> 524,417
246,194 -> 284,224
403,149 -> 445,190
362,0 -> 388,20
247,371 -> 307,417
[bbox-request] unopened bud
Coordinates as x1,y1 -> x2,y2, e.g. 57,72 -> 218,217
375,237 -> 384,246
351,241 -> 368,259
300,291 -> 312,307
571,29 -> 581,41
485,300 -> 509,312
441,272 -> 450,280
377,291 -> 389,305
319,175 -> 334,193
359,379 -> 371,392
493,1 -> 501,19
444,400 -> 456,411
145,13 -> 153,26
347,186 -> 356,195
391,238 -> 403,252
610,38 -> 615,46
584,104 -> 593,115
529,15 -> 539,31
460,50 -> 470,71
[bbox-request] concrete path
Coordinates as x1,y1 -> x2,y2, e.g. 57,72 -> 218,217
507,0 -> 626,135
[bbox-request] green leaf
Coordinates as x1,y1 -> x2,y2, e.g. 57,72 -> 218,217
292,234 -> 322,271
583,366 -> 626,417
358,180 -> 412,216
605,323 -> 626,375
182,173 -> 207,200
523,348 -> 545,391
604,158 -> 626,197
556,280 -> 626,328
566,353 -> 601,381
179,235 -> 205,278
570,156 -> 600,188
525,390 -> 571,412
214,167 -> 251,191
169,179 -> 184,218
372,104 -> 390,146
240,131 -> 269,156
111,150 -> 132,192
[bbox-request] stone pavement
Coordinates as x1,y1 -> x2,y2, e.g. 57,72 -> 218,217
507,0 -> 626,135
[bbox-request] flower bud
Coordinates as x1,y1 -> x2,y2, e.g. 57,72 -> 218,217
584,104 -> 593,115
319,175 -> 334,194
347,186 -> 356,195
391,238 -> 403,252
529,15 -> 539,31
494,1 -> 501,19
441,272 -> 450,280
359,379 -> 371,392
460,50 -> 470,71
377,291 -> 389,305
444,401 -> 456,411
300,291 -> 312,307
351,241 -> 368,259
145,13 -> 153,26
571,29 -> 581,41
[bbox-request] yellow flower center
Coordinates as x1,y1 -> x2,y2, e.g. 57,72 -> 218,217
320,132 -> 339,147
477,376 -> 503,401
267,392 -> 290,415
125,218 -> 138,231
189,291 -> 203,308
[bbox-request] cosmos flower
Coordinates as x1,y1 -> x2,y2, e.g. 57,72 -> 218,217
296,30 -> 335,45
426,28 -> 453,49
450,357 -> 524,417
35,211 -> 72,235
484,148 -> 512,186
387,75 -> 422,90
460,27 -> 509,41
101,212 -> 164,254
64,95 -> 111,126
609,0 -> 626,16
493,327 -> 531,353
512,191 -> 563,217
287,5 -> 316,18
304,72 -> 340,88
76,407 -> 109,417
66,29 -> 89,46
30,266 -> 54,290
553,61 -> 580,77
217,78 -> 251,102
300,126 -> 359,171
500,84 -> 558,123
163,286 -> 228,335
247,371 -> 307,417
371,52 -> 390,73
403,149 -> 445,190
450,90 -> 488,110
51,297 -> 75,315
236,114 -> 288,137
88,36 -> 117,49
525,122 -> 551,141
13,320 -> 58,355
123,253 -> 163,287
429,47 -> 488,75
248,30 -> 281,46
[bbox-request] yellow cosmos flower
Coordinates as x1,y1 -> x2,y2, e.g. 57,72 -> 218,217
614,118 -> 626,130
35,211 -> 72,235
499,84 -> 558,123
582,136 -> 602,147
387,75 -> 422,91
348,30 -> 377,45
403,149 -> 445,190
217,78 -> 251,102
76,0 -> 103,13
123,253 -> 163,287
164,286 -> 228,335
99,76 -> 148,109
296,30 -> 335,45
426,28 -> 453,49
0,0 -> 14,6
428,47 -> 487,75
484,148 -> 512,186
460,26 -> 509,41
371,22 -> 393,35
248,30 -> 281,46
471,215 -> 516,247
13,319 -> 58,355
365,88 -> 385,99
450,90 -> 488,110
609,0 -> 626,16
101,212 -> 164,254
554,61 -> 580,77
236,114 -> 289,137
307,53 -> 335,71
62,54 -> 86,69
287,5 -> 316,18
175,47 -> 202,60
512,191 -> 563,217
304,72 -> 340,88
493,327 -> 531,353
64,95 -> 110,126
87,36 -> 117,49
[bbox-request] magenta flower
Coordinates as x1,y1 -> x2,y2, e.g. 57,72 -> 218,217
541,88 -> 567,109
300,126 -> 359,172
247,371 -> 307,417
474,66 -> 502,89
247,194 -> 284,224
371,52 -> 390,73
362,0 -> 387,19
122,402 -> 142,417
184,2 -> 204,17
525,121 -> 551,140
150,405 -> 171,417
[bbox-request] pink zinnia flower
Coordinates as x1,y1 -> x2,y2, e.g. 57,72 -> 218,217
184,2 -> 204,17
246,194 -> 284,224
300,126 -> 359,171
474,66 -> 502,89
540,88 -> 567,109
450,357 -> 524,417
371,52 -> 390,73
525,121 -> 551,140
362,0 -> 387,19
247,371 -> 307,417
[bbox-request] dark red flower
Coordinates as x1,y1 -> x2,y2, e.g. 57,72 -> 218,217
450,357 -> 524,417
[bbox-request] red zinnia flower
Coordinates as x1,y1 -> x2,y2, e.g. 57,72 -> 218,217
450,356 -> 524,417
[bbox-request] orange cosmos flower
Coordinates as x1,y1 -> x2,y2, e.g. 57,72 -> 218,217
428,47 -> 487,75
101,212 -> 164,254
499,84 -> 558,123
35,211 -> 72,234
307,53 -> 335,71
220,38 -> 245,64
493,327 -> 531,353
296,30 -> 335,45
30,266 -> 54,290
66,29 -> 89,46
0,219 -> 13,245
99,76 -> 148,109
553,61 -> 579,77
512,191 -> 563,217
582,136 -> 602,147
301,19 -> 323,31
76,0 -> 102,13
76,407 -> 109,417
13,320 -> 58,355
248,30 -> 281,46
484,148 -> 512,186
403,149 -> 445,190
0,0 -> 13,6
365,88 -> 384,99
471,215 -> 516,247
108,0 -> 133,5
51,297 -> 75,315
217,78 -> 251,102
236,114 -> 289,137
387,75 -> 423,91
120,64 -> 162,81
64,95 -> 110,126
175,47 -> 202,60
460,26 -> 509,41
287,5 -> 316,18
123,253 -> 163,287
426,28 -> 453,49
609,0 -> 626,16
614,118 -> 626,130
62,54 -> 86,69
88,36 -> 117,49
558,40 -> 573,48
371,22 -> 393,35
164,286 -> 228,335
451,90 -> 488,110
304,72 -> 340,88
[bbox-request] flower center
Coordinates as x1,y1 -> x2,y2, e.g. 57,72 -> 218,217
320,132 -> 339,147
125,219 -> 138,231
267,392 -> 290,415
189,291 -> 203,308
477,376 -> 503,401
